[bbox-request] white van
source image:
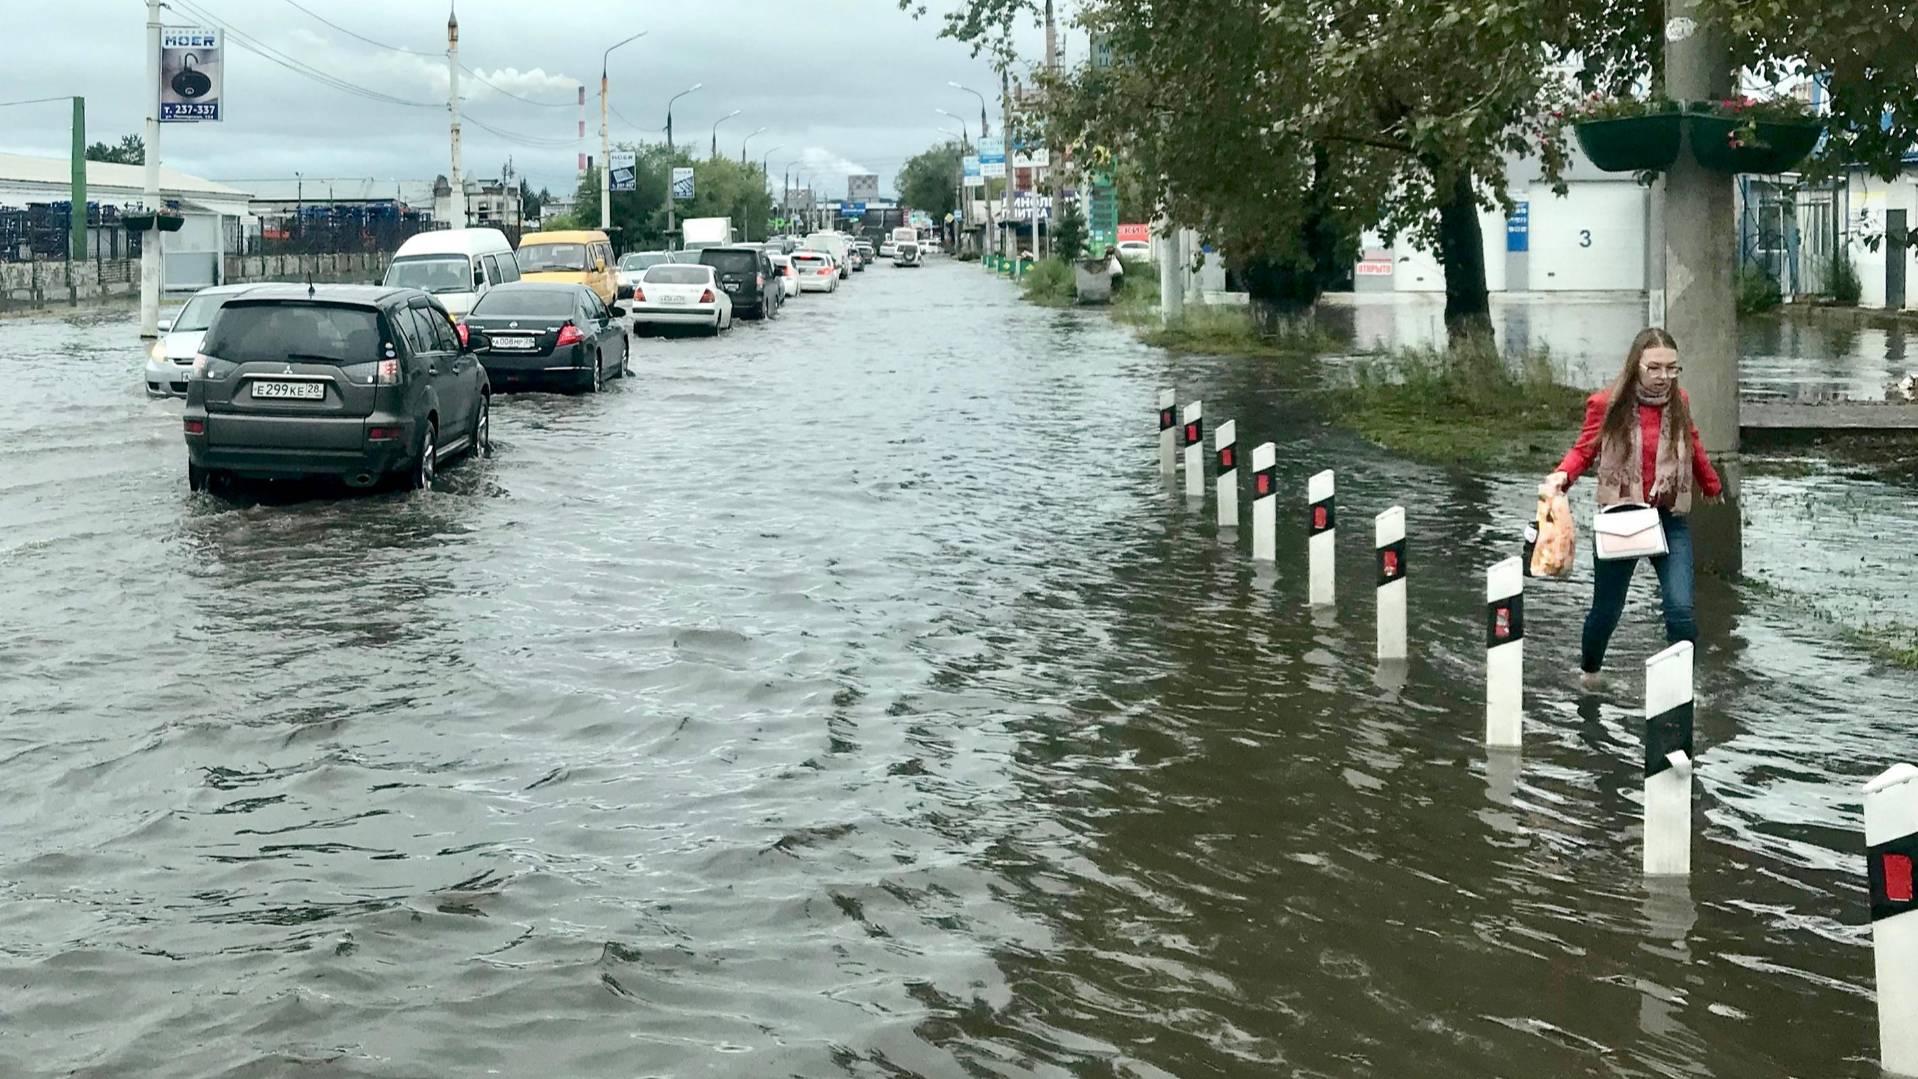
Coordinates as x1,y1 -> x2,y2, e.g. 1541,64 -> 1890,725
801,232 -> 852,280
381,227 -> 517,318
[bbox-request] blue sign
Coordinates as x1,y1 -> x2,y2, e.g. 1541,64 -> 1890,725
1506,202 -> 1529,253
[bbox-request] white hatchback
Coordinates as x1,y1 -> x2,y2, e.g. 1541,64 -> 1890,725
790,252 -> 839,293
631,263 -> 734,335
145,283 -> 259,397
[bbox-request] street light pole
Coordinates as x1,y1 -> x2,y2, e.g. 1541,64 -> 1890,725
740,126 -> 767,166
139,0 -> 162,338
950,81 -> 997,260
599,30 -> 647,232
938,123 -> 969,241
664,82 -> 701,153
756,146 -> 781,239
710,109 -> 741,160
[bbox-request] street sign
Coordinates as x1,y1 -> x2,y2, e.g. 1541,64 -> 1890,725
1011,191 -> 1053,221
1117,223 -> 1150,245
609,151 -> 637,193
1087,171 -> 1118,249
159,27 -> 222,122
962,155 -> 983,188
1091,32 -> 1115,69
1506,201 -> 1530,252
671,166 -> 694,201
977,137 -> 1006,179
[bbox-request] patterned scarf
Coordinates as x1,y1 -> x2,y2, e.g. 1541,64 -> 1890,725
1595,386 -> 1691,513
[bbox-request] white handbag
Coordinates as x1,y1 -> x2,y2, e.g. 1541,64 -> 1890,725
1593,503 -> 1668,561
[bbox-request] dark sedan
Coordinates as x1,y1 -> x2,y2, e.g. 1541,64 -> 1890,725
461,282 -> 630,394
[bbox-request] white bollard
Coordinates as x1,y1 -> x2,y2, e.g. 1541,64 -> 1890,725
1643,640 -> 1694,877
1484,557 -> 1524,748
1214,420 -> 1238,528
1865,762 -> 1918,1077
1181,401 -> 1204,500
1250,443 -> 1277,561
1307,469 -> 1335,606
1158,389 -> 1176,476
1375,507 -> 1407,660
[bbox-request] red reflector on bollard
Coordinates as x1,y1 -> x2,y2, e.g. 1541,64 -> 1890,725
1184,422 -> 1199,444
1495,608 -> 1511,638
1890,853 -> 1915,903
1219,447 -> 1235,470
1383,550 -> 1398,578
1255,474 -> 1272,496
1314,506 -> 1327,530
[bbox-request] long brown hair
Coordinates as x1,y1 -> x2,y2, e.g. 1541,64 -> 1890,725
1600,326 -> 1692,448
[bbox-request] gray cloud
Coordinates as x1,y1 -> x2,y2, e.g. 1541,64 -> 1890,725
0,0 -> 1061,200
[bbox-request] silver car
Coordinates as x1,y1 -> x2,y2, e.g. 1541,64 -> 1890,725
145,284 -> 260,397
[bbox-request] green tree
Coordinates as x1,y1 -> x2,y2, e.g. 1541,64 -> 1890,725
1050,201 -> 1086,262
897,140 -> 964,222
84,133 -> 145,165
556,147 -> 773,250
520,180 -> 550,223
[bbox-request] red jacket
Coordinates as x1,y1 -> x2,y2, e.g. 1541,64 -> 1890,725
1557,390 -> 1723,499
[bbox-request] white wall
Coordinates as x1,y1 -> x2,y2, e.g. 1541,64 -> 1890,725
1526,181 -> 1647,291
1847,170 -> 1918,310
1386,206 -> 1507,293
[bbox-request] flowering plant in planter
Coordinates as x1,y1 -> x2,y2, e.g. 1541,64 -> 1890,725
1686,93 -> 1822,173
1690,94 -> 1814,124
1565,93 -> 1684,172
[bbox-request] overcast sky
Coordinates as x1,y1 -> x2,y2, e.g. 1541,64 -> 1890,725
2,0 -> 1070,200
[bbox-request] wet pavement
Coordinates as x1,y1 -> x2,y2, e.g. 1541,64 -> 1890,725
1,263 -> 1915,1077
1323,292 -> 1916,401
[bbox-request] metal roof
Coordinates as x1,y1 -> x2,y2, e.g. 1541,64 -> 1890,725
228,177 -> 439,206
0,152 -> 250,199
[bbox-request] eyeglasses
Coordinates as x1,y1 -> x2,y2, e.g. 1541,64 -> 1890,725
1642,364 -> 1683,377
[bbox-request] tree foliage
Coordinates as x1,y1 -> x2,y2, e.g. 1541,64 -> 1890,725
558,145 -> 774,250
84,134 -> 144,165
897,140 -> 964,222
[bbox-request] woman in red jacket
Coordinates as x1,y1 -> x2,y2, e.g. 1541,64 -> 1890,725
1542,327 -> 1723,689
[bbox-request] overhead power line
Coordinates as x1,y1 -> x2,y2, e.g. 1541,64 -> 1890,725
174,0 -> 440,108
0,96 -> 74,109
276,0 -> 576,107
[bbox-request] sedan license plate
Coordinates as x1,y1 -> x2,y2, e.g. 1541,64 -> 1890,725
491,336 -> 537,350
252,380 -> 325,400
660,295 -> 688,305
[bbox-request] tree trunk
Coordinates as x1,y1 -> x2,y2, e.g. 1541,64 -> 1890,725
1434,166 -> 1491,338
1241,145 -> 1350,336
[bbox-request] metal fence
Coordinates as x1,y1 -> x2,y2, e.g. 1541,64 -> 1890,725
0,202 -> 139,264
228,207 -> 447,257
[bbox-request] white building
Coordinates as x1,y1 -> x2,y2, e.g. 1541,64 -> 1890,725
1840,160 -> 1917,310
0,151 -> 253,290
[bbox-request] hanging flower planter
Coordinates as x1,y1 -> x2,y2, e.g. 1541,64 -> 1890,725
155,211 -> 186,233
1566,96 -> 1683,172
1685,97 -> 1823,174
123,213 -> 156,233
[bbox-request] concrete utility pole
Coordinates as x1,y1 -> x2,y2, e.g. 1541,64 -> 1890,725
1001,69 -> 1012,261
140,0 -> 161,338
1044,0 -> 1057,72
600,32 -> 646,233
1663,0 -> 1741,573
70,97 -> 86,262
447,6 -> 466,229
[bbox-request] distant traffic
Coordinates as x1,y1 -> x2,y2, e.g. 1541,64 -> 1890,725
154,220 -> 943,497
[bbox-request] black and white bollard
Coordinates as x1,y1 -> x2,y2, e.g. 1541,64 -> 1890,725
1215,420 -> 1238,528
1375,507 -> 1407,660
1865,762 -> 1918,1076
1484,557 -> 1524,748
1307,470 -> 1335,606
1251,442 -> 1277,561
1158,389 -> 1177,476
1643,640 -> 1694,877
1182,401 -> 1205,499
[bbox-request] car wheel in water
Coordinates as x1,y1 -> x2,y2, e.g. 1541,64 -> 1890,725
590,355 -> 604,393
410,420 -> 438,491
188,463 -> 209,493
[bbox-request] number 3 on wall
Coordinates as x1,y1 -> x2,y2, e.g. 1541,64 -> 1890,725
1578,229 -> 1592,248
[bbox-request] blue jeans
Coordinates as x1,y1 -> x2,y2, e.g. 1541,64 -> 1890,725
1580,509 -> 1696,673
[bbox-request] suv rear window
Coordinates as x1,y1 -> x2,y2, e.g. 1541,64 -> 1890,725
471,290 -> 579,317
202,303 -> 386,365
699,250 -> 760,275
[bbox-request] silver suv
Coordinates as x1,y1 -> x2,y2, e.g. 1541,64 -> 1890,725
183,285 -> 492,493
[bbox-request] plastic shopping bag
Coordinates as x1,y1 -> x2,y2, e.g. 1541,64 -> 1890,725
1528,491 -> 1576,579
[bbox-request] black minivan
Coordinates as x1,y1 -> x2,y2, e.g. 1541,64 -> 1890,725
184,285 -> 492,492
698,245 -> 778,320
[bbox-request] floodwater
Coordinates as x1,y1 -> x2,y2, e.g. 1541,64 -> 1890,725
1,263 -> 1915,1077
1322,292 -> 1916,400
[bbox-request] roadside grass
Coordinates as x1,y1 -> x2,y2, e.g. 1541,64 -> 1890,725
1138,304 -> 1340,357
1319,335 -> 1587,469
1020,257 -> 1076,306
1743,576 -> 1918,671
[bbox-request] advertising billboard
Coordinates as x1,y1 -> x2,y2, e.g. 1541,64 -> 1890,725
609,151 -> 637,193
159,27 -> 222,122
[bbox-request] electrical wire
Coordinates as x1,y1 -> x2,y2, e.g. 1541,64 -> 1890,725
173,0 -> 441,108
0,96 -> 74,109
462,114 -> 582,149
275,0 -> 576,107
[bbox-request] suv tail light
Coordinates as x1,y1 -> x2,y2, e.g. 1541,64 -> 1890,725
183,418 -> 205,435
555,324 -> 585,347
376,359 -> 399,385
366,426 -> 402,442
816,266 -> 834,276
756,274 -> 765,289
699,288 -> 716,303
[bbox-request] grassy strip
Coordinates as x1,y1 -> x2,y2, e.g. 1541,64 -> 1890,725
1318,336 -> 1588,469
1743,576 -> 1918,670
1019,257 -> 1076,307
1137,304 -> 1340,357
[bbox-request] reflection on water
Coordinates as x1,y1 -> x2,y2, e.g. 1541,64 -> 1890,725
0,272 -> 1912,1077
1321,292 -> 1915,399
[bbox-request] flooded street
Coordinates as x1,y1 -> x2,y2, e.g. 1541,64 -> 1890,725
2,262 -> 1915,1077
